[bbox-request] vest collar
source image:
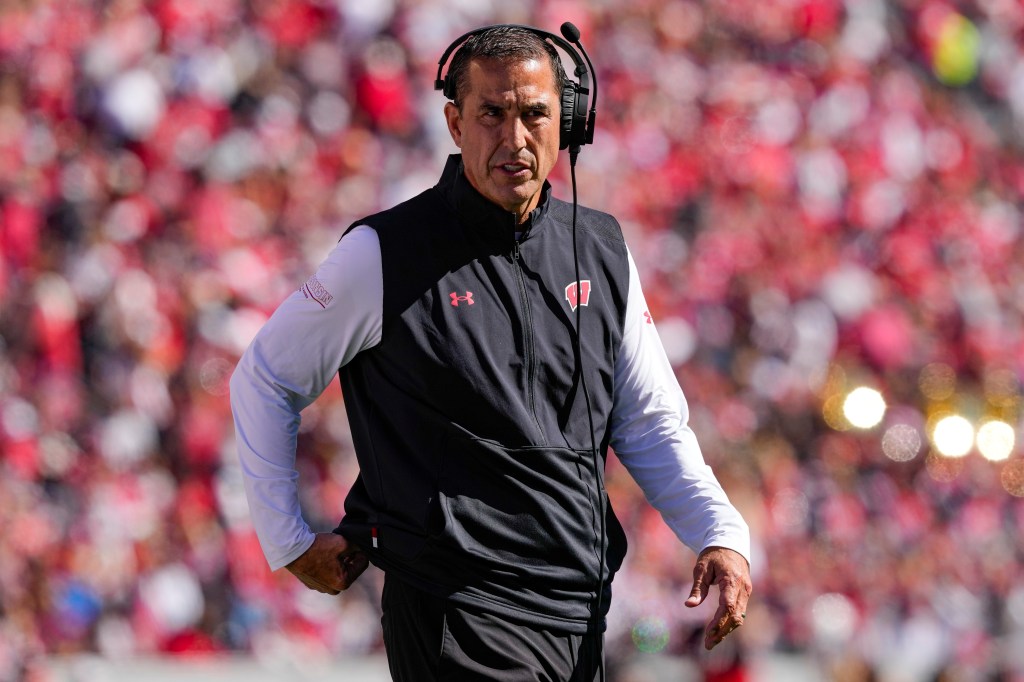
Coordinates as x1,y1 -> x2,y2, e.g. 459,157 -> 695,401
436,154 -> 552,244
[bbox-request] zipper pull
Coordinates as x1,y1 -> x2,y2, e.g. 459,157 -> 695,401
512,240 -> 520,262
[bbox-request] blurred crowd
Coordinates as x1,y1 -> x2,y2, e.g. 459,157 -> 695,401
2,0 -> 1024,680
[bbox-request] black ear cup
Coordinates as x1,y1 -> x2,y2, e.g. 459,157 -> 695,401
560,82 -> 581,150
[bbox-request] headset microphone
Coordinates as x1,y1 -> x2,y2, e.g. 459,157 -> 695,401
559,21 -> 580,42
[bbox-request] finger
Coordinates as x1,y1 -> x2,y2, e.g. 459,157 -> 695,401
296,573 -> 340,596
717,574 -> 744,620
705,604 -> 744,650
704,583 -> 746,646
685,561 -> 711,608
705,608 -> 726,650
337,551 -> 370,590
307,575 -> 341,596
718,575 -> 752,636
733,583 -> 752,622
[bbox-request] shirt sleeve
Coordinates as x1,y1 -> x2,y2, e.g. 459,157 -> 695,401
609,248 -> 751,565
229,225 -> 383,570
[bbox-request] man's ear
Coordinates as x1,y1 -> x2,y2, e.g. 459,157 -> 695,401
444,101 -> 463,148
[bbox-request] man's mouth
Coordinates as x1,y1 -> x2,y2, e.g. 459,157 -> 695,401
497,162 -> 531,176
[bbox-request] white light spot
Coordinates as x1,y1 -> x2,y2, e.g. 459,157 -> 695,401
977,420 -> 1015,462
843,387 -> 886,429
932,415 -> 974,458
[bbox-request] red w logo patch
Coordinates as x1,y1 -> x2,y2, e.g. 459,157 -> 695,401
450,291 -> 474,306
565,280 -> 591,311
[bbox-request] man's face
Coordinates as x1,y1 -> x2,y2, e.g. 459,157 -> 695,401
444,57 -> 561,222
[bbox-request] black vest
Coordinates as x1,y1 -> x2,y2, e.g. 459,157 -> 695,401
337,155 -> 630,632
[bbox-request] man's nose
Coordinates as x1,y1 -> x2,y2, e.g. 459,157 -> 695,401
500,116 -> 527,150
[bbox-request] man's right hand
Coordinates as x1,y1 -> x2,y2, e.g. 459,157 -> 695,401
286,532 -> 369,595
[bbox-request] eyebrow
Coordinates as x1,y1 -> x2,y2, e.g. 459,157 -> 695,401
478,99 -> 553,113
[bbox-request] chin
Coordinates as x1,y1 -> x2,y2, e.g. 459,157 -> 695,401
504,184 -> 538,204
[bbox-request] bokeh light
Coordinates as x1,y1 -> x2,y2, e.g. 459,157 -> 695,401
919,363 -> 956,401
976,420 -> 1015,462
881,423 -> 922,462
983,368 -> 1021,409
932,12 -> 980,86
810,593 -> 857,646
931,414 -> 975,458
926,450 -> 965,482
771,488 -> 811,535
822,393 -> 852,431
630,616 -> 670,654
1001,460 -> 1024,497
842,387 -> 886,429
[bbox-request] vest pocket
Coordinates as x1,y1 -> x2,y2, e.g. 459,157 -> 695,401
434,434 -> 605,588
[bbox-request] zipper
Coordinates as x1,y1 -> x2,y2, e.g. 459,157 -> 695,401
511,239 -> 545,440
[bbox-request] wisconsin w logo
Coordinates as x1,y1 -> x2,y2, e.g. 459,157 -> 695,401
565,280 -> 591,311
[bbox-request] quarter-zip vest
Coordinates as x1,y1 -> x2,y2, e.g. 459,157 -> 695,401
336,155 -> 630,632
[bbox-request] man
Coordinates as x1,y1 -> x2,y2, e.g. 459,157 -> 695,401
230,25 -> 751,681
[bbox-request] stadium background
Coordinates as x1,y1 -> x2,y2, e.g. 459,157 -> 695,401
2,0 -> 1023,680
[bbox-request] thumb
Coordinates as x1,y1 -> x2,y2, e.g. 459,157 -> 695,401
685,562 -> 710,608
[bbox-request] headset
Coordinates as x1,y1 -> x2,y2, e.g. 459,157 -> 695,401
434,22 -> 598,157
436,22 -> 609,682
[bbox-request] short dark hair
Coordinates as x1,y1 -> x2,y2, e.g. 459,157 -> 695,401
445,26 -> 568,110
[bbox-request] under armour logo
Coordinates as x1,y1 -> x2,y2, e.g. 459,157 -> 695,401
450,291 -> 474,306
565,280 -> 591,311
643,311 -> 653,324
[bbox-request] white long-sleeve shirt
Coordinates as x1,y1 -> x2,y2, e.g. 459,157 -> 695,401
230,225 -> 750,571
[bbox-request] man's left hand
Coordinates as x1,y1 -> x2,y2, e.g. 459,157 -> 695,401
684,546 -> 752,650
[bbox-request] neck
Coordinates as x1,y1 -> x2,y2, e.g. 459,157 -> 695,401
511,193 -> 543,224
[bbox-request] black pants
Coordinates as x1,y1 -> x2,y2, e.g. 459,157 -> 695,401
380,573 -> 603,681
